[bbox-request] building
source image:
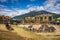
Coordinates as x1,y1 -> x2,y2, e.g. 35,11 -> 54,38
21,14 -> 53,24
35,14 -> 53,23
0,15 -> 10,23
57,18 -> 60,22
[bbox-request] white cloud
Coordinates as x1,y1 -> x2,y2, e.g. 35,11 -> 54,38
0,0 -> 7,2
27,5 -> 45,11
0,0 -> 19,3
0,0 -> 60,17
44,0 -> 60,13
0,5 -> 7,9
0,5 -> 45,17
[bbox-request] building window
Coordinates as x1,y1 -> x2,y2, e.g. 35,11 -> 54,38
49,16 -> 52,21
40,17 -> 43,21
45,16 -> 46,19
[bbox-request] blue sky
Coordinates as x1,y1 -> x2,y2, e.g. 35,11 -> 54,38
0,0 -> 60,17
0,0 -> 46,9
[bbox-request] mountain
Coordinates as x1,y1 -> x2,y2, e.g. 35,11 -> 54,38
13,10 -> 60,20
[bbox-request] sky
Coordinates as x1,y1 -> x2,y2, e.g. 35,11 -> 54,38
0,0 -> 60,17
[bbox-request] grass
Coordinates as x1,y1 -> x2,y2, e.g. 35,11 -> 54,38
0,24 -> 60,40
0,30 -> 25,40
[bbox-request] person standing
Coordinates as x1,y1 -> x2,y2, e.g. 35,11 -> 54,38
49,26 -> 56,32
5,21 -> 14,31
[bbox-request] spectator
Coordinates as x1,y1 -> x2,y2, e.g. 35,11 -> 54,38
49,26 -> 56,32
5,21 -> 14,31
39,24 -> 45,32
44,25 -> 49,32
28,25 -> 33,31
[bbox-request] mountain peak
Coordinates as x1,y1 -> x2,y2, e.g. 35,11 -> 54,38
13,10 -> 60,20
